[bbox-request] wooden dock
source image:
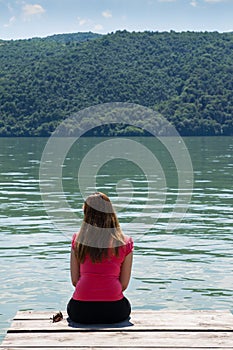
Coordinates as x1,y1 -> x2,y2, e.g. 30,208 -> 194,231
1,310 -> 233,349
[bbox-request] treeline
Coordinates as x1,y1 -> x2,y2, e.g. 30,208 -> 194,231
0,30 -> 233,136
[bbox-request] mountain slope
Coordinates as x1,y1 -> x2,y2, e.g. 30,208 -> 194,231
0,30 -> 233,136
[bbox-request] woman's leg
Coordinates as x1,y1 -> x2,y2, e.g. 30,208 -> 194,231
103,297 -> 131,323
67,297 -> 131,324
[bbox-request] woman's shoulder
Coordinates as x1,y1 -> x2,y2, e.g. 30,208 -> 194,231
71,232 -> 79,250
122,235 -> 134,255
123,235 -> 133,244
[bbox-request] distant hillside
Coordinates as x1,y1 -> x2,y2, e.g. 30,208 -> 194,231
0,30 -> 233,136
41,32 -> 102,44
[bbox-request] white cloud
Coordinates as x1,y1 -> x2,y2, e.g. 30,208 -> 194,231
77,17 -> 104,32
7,3 -> 14,13
157,0 -> 177,2
190,0 -> 198,6
94,24 -> 103,31
22,3 -> 45,18
78,18 -> 89,26
204,0 -> 227,2
102,10 -> 112,18
4,16 -> 16,28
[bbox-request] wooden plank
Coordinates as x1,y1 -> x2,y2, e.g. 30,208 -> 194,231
13,309 -> 233,320
2,331 -> 233,348
1,348 -> 233,350
10,310 -> 233,331
2,310 -> 233,349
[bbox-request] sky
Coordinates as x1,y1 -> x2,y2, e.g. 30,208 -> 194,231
0,0 -> 233,40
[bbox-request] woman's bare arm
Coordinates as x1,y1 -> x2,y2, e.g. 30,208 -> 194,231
119,252 -> 133,291
70,248 -> 80,287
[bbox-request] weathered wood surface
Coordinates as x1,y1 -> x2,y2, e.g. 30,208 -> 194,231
2,331 -> 233,348
9,310 -> 233,331
1,310 -> 233,350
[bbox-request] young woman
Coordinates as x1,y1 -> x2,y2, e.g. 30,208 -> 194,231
67,192 -> 133,324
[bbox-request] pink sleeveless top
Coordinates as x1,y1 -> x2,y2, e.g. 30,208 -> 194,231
71,233 -> 133,301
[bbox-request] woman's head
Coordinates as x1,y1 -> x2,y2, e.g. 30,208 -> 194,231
75,192 -> 125,263
83,192 -> 119,228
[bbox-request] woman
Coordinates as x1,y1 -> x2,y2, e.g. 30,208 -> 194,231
67,192 -> 133,324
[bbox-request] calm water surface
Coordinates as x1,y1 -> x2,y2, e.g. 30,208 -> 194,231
0,136 -> 232,341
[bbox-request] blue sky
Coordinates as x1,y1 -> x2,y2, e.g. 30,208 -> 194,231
0,0 -> 233,40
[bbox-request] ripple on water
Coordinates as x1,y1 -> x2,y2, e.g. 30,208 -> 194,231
1,136 -> 233,341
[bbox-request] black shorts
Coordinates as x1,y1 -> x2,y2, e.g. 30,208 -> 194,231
67,296 -> 131,324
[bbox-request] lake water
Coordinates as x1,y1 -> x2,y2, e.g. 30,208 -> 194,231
0,136 -> 232,341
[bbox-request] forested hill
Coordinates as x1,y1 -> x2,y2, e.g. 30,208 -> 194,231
1,30 -> 233,136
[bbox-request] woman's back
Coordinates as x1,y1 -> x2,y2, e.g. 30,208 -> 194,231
67,192 -> 133,324
72,234 -> 133,301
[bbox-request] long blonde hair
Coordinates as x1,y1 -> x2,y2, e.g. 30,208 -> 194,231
75,192 -> 125,263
